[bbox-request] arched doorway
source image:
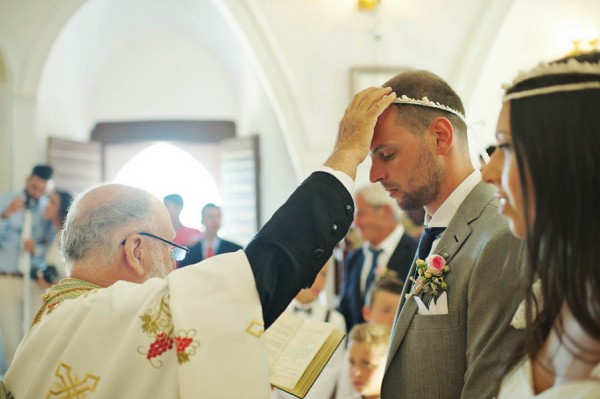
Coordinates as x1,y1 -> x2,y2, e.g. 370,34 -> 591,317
112,142 -> 221,230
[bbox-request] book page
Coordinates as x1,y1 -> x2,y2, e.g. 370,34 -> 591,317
269,319 -> 333,389
262,312 -> 304,367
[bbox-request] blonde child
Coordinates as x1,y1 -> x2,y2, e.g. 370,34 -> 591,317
347,323 -> 390,399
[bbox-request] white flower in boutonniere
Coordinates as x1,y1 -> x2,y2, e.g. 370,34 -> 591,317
405,254 -> 450,299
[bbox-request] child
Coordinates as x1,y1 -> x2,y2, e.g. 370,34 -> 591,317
347,323 -> 390,399
336,275 -> 402,399
362,274 -> 403,329
271,258 -> 346,399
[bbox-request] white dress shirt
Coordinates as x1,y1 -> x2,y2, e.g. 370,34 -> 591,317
359,224 -> 406,294
426,170 -> 481,254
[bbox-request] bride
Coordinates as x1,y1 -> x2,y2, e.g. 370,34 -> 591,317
483,51 -> 600,397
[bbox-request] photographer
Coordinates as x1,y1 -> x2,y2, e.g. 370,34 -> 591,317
0,165 -> 54,373
30,189 -> 74,295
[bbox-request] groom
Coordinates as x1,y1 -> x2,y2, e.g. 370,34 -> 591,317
365,71 -> 524,398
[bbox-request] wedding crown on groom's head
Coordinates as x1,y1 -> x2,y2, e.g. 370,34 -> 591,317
502,57 -> 600,102
392,95 -> 466,124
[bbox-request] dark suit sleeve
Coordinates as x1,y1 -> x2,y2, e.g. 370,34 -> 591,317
245,171 -> 354,327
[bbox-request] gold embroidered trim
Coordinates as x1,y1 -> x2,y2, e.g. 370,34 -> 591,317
32,278 -> 101,329
47,362 -> 99,398
245,319 -> 264,338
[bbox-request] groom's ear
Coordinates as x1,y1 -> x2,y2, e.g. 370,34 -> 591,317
431,117 -> 454,155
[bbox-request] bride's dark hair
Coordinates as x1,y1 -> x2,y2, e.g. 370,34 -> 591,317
496,51 -> 600,392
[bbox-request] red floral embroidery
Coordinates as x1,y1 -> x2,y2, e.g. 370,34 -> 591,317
137,294 -> 199,367
174,331 -> 200,364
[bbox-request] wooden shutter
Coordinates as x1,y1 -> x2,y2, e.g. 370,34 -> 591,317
219,136 -> 260,245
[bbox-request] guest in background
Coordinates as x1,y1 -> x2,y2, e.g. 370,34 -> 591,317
37,189 -> 74,285
337,184 -> 417,331
29,190 -> 74,316
0,164 -> 54,372
346,323 -> 390,399
163,194 -> 203,247
271,258 -> 346,399
178,203 -> 242,267
361,274 -> 403,330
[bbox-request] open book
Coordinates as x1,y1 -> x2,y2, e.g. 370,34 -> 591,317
262,311 -> 345,398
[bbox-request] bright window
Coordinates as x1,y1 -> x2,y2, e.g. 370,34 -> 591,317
113,142 -> 221,230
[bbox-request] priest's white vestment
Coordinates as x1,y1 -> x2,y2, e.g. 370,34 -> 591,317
4,252 -> 271,398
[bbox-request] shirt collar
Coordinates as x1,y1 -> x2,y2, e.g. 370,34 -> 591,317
427,170 -> 481,228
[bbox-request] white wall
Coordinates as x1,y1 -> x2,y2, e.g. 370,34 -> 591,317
236,65 -> 299,220
0,0 -> 84,188
0,54 -> 10,191
224,0 -> 515,181
28,0 -> 299,225
467,0 -> 600,150
0,0 -> 598,210
89,31 -> 237,122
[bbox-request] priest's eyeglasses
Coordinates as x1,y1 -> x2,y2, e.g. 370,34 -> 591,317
121,232 -> 190,261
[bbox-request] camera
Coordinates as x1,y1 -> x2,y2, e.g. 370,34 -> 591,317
30,264 -> 59,284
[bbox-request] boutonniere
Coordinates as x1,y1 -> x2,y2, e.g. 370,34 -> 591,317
405,254 -> 450,299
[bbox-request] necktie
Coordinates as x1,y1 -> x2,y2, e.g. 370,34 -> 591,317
206,244 -> 214,258
417,227 -> 446,260
365,247 -> 384,294
294,306 -> 312,315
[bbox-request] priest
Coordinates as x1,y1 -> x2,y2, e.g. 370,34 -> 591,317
0,87 -> 397,398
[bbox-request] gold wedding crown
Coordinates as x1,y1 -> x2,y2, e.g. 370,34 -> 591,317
393,95 -> 466,124
502,57 -> 600,101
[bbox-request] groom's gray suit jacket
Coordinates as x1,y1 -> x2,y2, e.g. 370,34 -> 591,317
381,182 -> 524,399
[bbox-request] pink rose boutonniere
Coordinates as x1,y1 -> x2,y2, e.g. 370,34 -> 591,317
405,254 -> 450,299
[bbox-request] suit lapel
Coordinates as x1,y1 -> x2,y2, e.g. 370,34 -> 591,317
433,216 -> 471,265
434,183 -> 493,263
385,182 -> 494,370
386,272 -> 418,370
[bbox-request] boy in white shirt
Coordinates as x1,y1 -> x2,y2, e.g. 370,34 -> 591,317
271,258 -> 347,399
